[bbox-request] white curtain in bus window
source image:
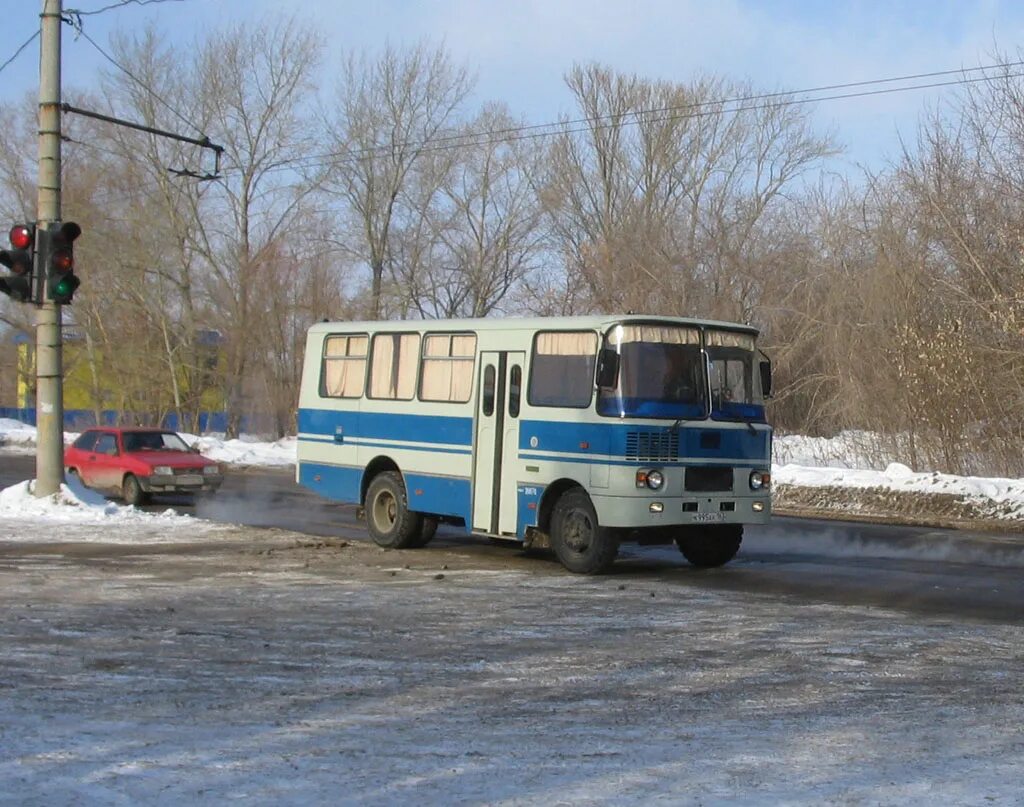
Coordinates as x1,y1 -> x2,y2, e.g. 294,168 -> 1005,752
322,334 -> 368,398
370,332 -> 421,399
607,325 -> 700,346
529,331 -> 598,407
420,333 -> 477,402
705,331 -> 755,350
607,325 -> 700,400
706,330 -> 756,402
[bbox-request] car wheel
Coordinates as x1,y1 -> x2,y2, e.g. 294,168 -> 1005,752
365,471 -> 423,549
121,474 -> 149,506
675,525 -> 743,567
550,488 -> 618,574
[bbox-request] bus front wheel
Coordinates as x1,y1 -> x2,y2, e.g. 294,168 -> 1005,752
675,525 -> 743,567
366,471 -> 424,549
551,488 -> 618,574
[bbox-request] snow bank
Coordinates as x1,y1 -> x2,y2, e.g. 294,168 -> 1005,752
185,432 -> 296,467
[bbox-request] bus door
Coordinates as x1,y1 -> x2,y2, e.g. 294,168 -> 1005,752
473,351 -> 525,536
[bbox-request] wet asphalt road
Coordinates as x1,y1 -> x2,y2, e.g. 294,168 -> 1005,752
2,453 -> 1023,624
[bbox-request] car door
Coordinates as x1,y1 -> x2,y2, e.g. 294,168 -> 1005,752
88,432 -> 120,490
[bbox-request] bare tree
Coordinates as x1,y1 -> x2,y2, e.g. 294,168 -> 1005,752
324,42 -> 474,319
387,104 -> 544,318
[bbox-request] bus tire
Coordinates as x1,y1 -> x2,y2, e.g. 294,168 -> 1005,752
410,516 -> 439,548
551,488 -> 618,574
365,471 -> 423,549
675,525 -> 743,568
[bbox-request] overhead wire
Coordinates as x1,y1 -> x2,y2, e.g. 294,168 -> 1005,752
0,31 -> 40,78
240,63 -> 1024,177
68,58 -> 1024,204
65,0 -> 187,16
67,22 -> 207,140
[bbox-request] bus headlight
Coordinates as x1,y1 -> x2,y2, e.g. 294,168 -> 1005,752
645,470 -> 665,490
749,470 -> 771,490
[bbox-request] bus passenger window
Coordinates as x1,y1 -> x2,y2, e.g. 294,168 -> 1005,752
483,365 -> 496,416
509,365 -> 521,418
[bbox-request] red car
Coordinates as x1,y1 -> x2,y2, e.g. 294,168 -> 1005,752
64,427 -> 224,505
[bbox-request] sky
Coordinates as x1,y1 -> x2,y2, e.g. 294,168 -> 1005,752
1,0 -> 1024,174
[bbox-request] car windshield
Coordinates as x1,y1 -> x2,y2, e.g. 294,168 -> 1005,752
123,431 -> 191,452
706,330 -> 765,421
597,324 -> 706,419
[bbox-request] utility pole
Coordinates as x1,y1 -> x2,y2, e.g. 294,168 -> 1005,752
35,0 -> 63,497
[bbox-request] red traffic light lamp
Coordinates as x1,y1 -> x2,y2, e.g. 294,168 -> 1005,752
0,224 -> 37,303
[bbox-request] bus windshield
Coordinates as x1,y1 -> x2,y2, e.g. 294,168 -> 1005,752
706,330 -> 765,421
597,324 -> 706,419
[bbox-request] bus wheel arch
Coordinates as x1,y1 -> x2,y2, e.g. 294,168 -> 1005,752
361,456 -> 401,506
537,478 -> 585,535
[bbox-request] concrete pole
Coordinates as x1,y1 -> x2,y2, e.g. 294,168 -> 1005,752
34,0 -> 63,496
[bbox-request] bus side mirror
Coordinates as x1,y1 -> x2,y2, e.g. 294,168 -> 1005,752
759,359 -> 773,399
596,349 -> 619,388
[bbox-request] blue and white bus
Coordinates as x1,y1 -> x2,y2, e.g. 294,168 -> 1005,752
296,315 -> 772,574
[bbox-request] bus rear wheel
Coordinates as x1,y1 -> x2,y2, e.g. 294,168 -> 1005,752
675,525 -> 743,568
366,471 -> 424,549
409,517 -> 439,548
551,488 -> 618,574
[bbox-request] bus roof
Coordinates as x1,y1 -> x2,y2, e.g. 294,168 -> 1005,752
307,314 -> 760,336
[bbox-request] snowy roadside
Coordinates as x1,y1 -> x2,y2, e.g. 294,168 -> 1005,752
2,419 -> 1023,532
773,433 -> 1024,530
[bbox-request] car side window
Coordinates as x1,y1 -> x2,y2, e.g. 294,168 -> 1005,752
72,431 -> 99,451
94,434 -> 118,455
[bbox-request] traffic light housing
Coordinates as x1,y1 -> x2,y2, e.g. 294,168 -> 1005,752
0,224 -> 36,303
44,221 -> 82,304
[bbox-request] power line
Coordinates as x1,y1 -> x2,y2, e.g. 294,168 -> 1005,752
72,60 -> 1024,204
66,18 -> 207,140
65,0 -> 186,16
248,64 -> 1024,177
0,31 -> 39,78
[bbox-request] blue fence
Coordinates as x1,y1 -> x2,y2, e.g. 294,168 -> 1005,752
0,408 -> 232,433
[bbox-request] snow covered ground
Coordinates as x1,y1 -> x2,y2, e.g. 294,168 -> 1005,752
2,419 -> 1023,524
0,520 -> 1022,804
1,420 -> 1023,802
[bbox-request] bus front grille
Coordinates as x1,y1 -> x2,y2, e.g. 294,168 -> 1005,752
626,431 -> 680,462
685,466 -> 734,492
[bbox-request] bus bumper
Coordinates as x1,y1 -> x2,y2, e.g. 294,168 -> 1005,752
590,493 -> 771,529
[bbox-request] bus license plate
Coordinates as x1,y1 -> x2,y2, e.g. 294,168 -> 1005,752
692,512 -> 725,523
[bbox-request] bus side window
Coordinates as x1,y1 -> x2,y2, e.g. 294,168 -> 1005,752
509,365 -> 521,418
483,365 -> 496,416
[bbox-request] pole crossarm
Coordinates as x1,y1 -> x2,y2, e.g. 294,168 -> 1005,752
61,103 -> 224,176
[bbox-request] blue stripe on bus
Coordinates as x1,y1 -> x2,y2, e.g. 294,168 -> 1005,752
518,420 -> 769,462
298,408 -> 473,446
296,435 -> 470,455
517,453 -> 764,468
299,408 -> 769,463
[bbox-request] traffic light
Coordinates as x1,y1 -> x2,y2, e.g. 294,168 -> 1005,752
44,221 -> 82,304
0,224 -> 36,303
